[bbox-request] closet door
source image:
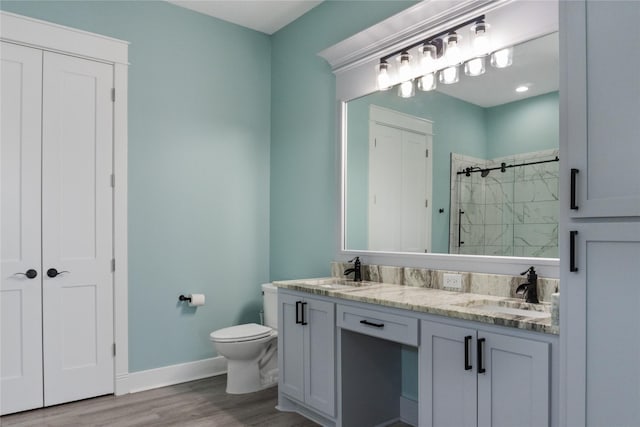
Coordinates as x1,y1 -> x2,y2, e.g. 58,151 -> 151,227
0,42 -> 44,415
41,51 -> 114,405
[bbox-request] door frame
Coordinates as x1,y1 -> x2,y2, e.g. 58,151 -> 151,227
1,11 -> 130,395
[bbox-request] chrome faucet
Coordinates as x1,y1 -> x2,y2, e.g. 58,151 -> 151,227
516,266 -> 539,304
343,257 -> 362,282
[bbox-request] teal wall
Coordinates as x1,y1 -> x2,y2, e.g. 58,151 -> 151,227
487,91 -> 560,158
1,1 -> 271,372
270,1 -> 417,280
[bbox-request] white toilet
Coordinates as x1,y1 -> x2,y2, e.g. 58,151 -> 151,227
209,283 -> 278,394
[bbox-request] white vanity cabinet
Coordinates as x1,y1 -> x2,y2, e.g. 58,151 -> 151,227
562,0 -> 640,425
278,290 -> 336,418
564,0 -> 640,218
421,320 -> 551,427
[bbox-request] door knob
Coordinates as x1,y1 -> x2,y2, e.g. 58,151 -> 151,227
15,269 -> 38,279
47,268 -> 69,278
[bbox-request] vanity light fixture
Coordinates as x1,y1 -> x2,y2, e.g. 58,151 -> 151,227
491,47 -> 514,68
374,14 -> 515,97
376,59 -> 392,91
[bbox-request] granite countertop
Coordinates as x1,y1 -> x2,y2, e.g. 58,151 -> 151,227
273,277 -> 558,335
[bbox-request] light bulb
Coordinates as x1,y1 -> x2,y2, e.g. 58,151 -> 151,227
439,65 -> 459,84
444,33 -> 462,65
418,73 -> 436,91
491,47 -> 513,68
398,80 -> 415,98
516,85 -> 529,93
397,52 -> 412,82
464,57 -> 485,77
471,21 -> 490,55
419,44 -> 437,74
376,61 -> 392,91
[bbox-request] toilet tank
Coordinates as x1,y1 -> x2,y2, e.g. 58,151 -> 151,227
262,283 -> 278,330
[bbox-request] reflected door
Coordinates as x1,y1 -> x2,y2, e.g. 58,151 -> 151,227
369,122 -> 431,252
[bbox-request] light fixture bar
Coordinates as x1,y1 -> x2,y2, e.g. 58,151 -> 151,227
380,14 -> 485,62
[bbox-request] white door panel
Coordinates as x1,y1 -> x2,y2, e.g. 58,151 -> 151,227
0,41 -> 44,415
41,51 -> 114,406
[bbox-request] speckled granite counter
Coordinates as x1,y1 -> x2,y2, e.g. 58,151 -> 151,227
273,277 -> 558,335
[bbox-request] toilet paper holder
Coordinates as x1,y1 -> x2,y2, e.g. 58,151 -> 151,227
178,294 -> 191,303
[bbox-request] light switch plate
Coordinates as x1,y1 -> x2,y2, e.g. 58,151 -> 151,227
443,273 -> 462,290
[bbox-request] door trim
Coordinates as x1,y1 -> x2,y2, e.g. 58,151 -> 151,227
1,11 -> 130,396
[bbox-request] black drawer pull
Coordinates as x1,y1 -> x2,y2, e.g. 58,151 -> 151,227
570,168 -> 579,210
477,337 -> 486,374
570,230 -> 579,272
360,319 -> 384,328
464,335 -> 472,371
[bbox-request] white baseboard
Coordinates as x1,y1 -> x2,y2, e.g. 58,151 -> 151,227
400,395 -> 419,427
128,356 -> 227,393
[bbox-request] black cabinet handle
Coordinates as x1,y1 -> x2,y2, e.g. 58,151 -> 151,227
464,335 -> 472,371
295,301 -> 302,324
360,319 -> 384,328
14,269 -> 38,279
477,337 -> 486,374
47,268 -> 69,278
570,168 -> 579,210
301,302 -> 308,325
570,231 -> 579,272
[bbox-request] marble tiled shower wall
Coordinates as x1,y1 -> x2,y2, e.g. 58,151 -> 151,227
449,150 -> 559,257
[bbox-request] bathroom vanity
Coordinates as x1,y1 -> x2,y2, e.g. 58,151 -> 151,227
274,277 -> 558,427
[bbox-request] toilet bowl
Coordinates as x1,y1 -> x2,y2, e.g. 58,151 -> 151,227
210,283 -> 278,394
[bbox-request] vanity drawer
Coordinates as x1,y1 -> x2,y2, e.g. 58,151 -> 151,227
337,304 -> 418,346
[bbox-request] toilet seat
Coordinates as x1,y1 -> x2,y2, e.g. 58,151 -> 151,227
210,323 -> 273,343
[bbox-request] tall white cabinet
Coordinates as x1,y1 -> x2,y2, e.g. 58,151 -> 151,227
1,13 -> 129,415
562,1 -> 640,425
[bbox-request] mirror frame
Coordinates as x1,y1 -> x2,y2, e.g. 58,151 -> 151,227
320,0 -> 560,278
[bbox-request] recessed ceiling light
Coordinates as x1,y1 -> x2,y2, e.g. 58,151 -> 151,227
516,85 -> 529,93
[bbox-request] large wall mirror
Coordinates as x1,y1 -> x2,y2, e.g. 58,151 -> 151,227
321,0 -> 560,276
345,32 -> 559,257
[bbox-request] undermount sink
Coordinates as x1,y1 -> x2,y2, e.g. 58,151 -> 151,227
459,299 -> 551,319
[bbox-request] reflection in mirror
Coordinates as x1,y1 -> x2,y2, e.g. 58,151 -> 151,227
344,32 -> 559,257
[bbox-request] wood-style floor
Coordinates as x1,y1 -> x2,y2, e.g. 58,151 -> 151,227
0,375 -> 318,427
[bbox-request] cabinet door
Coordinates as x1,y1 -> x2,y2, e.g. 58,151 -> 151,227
564,223 -> 640,426
304,297 -> 335,417
420,321 -> 477,427
278,292 -> 304,402
41,51 -> 114,406
477,331 -> 549,427
564,0 -> 640,217
0,41 -> 44,416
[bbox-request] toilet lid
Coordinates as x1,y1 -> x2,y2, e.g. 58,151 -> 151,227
210,323 -> 272,343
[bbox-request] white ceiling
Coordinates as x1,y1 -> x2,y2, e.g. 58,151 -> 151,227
437,32 -> 559,107
167,0 -> 323,35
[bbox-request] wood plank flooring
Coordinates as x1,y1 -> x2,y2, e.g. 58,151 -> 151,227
0,375 -> 318,427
